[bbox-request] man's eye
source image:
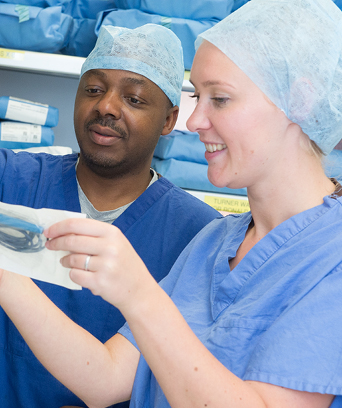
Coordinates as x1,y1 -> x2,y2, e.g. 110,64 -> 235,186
128,97 -> 141,104
86,88 -> 100,94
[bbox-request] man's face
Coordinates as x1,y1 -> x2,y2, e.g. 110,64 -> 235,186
74,69 -> 175,178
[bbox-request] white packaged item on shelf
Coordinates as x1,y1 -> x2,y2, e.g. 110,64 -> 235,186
0,121 -> 54,149
0,96 -> 59,127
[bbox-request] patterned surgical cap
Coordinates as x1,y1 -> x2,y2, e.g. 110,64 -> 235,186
196,0 -> 342,154
81,24 -> 184,107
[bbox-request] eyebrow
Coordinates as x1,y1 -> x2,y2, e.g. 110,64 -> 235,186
189,79 -> 236,89
85,70 -> 148,87
121,77 -> 149,87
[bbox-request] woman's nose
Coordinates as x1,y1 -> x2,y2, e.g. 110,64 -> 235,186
186,102 -> 211,133
95,91 -> 122,119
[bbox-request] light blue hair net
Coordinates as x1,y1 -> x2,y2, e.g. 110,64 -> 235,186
81,24 -> 184,107
196,0 -> 342,155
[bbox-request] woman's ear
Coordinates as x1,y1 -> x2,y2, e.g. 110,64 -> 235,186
289,77 -> 316,122
161,106 -> 179,135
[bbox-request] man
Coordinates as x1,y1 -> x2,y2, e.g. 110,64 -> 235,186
0,24 -> 219,408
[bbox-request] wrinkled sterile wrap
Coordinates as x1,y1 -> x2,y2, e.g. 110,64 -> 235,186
0,202 -> 86,290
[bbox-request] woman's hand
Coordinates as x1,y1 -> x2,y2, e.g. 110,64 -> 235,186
45,218 -> 156,313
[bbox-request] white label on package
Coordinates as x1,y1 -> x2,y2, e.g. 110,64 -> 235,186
5,97 -> 48,125
1,122 -> 42,143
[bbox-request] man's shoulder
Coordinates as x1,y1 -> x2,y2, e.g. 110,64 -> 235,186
0,149 -> 77,169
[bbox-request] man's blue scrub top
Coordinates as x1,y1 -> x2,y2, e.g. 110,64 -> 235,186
120,189 -> 342,407
0,149 -> 220,408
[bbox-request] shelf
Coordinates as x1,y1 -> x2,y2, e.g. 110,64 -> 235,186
0,47 -> 195,90
0,48 -> 85,78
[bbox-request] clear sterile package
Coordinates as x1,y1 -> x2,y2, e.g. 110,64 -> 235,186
0,209 -> 46,253
0,202 -> 85,289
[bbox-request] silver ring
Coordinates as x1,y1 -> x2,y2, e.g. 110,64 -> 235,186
84,255 -> 91,271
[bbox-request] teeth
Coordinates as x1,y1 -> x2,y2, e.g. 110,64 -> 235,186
205,143 -> 227,153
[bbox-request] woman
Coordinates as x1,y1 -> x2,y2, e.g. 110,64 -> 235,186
1,0 -> 342,407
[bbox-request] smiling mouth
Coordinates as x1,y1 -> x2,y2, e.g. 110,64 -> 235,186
205,143 -> 227,153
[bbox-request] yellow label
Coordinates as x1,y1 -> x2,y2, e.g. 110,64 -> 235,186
0,48 -> 25,61
184,70 -> 190,80
205,195 -> 250,213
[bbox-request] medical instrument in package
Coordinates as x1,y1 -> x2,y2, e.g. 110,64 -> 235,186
0,211 -> 46,253
0,202 -> 85,290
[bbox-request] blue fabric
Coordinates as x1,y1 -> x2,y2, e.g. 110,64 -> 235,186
120,191 -> 342,407
0,4 -> 72,52
0,150 -> 219,408
63,0 -> 115,19
333,0 -> 342,10
231,0 -> 250,12
0,0 -> 70,7
95,8 -> 218,70
153,131 -> 207,164
60,17 -> 97,57
113,0 -> 233,20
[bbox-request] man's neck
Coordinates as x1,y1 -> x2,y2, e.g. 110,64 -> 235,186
76,161 -> 154,212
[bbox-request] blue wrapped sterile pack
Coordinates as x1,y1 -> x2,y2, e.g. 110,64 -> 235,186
0,4 -> 72,53
0,97 -> 59,127
95,8 -> 218,69
0,122 -> 54,149
113,0 -> 233,20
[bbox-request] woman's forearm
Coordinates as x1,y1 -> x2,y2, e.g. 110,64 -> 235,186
0,270 -> 137,408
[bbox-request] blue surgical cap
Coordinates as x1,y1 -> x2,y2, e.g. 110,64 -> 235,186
196,0 -> 342,155
81,24 -> 184,107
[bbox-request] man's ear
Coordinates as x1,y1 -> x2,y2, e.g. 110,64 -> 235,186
161,106 -> 179,135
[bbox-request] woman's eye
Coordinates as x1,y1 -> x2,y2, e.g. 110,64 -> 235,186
189,94 -> 199,103
211,97 -> 229,106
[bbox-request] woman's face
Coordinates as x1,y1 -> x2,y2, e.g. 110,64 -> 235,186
187,41 -> 290,190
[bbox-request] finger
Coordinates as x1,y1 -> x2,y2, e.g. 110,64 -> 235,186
44,218 -> 115,239
68,268 -> 96,291
60,253 -> 95,272
46,233 -> 109,255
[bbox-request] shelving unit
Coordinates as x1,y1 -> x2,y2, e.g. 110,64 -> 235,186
0,47 -> 249,212
0,47 -> 195,151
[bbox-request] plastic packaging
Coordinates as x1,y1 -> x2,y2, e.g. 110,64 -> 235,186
0,97 -> 59,127
0,121 -> 54,149
0,201 -> 85,290
0,210 -> 45,253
